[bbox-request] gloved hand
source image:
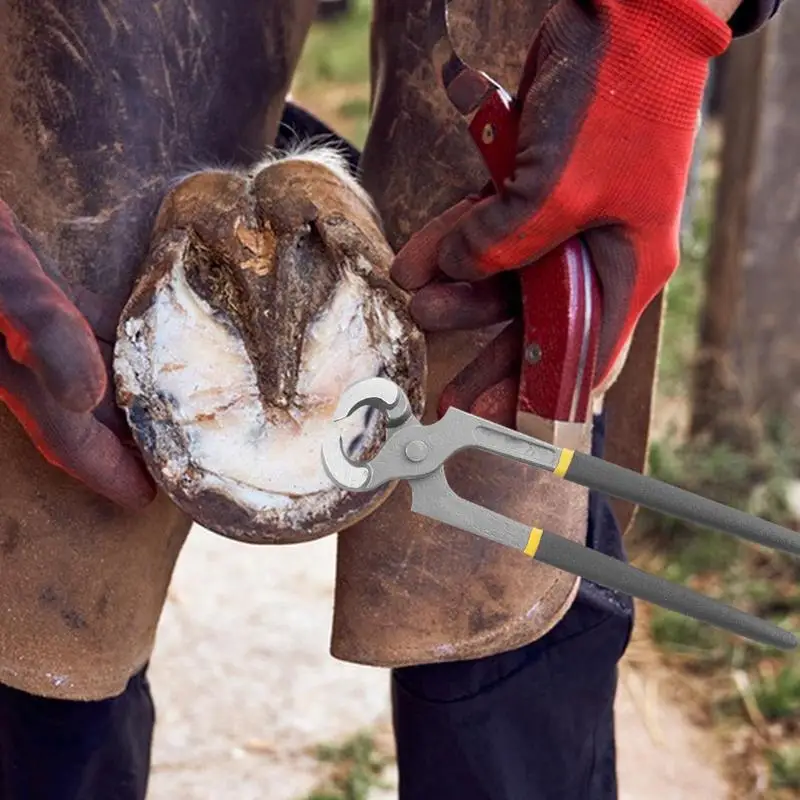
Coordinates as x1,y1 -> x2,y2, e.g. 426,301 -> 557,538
0,199 -> 156,509
392,0 -> 732,423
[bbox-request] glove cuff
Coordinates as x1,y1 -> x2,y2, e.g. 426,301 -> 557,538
546,0 -> 732,129
603,0 -> 731,128
609,0 -> 734,57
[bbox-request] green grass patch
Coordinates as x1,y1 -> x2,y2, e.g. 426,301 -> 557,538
338,97 -> 370,120
651,610 -> 728,656
294,0 -> 372,89
302,731 -> 394,800
660,531 -> 742,582
292,1 -> 372,146
657,158 -> 713,394
753,666 -> 800,721
769,745 -> 800,790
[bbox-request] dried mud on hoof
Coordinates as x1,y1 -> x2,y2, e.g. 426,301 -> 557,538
114,145 -> 426,544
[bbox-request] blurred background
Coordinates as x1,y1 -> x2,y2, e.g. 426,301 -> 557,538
147,2 -> 800,798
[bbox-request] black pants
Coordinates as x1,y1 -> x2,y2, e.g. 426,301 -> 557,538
0,669 -> 154,800
0,414 -> 633,800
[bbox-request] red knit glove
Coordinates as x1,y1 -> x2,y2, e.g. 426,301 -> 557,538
392,0 -> 732,419
0,200 -> 156,509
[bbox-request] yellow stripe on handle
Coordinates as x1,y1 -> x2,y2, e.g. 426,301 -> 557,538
524,527 -> 544,557
553,448 -> 574,478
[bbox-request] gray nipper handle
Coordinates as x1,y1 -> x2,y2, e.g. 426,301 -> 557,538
565,451 -> 800,558
409,471 -> 797,650
535,531 -> 797,650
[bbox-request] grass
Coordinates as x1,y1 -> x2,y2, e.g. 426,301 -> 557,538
302,731 -> 394,800
754,668 -> 800,721
294,0 -> 372,87
770,746 -> 800,790
656,166 -> 713,395
633,125 -> 800,796
291,0 -> 372,148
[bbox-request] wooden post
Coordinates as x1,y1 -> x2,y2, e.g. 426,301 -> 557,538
690,6 -> 800,447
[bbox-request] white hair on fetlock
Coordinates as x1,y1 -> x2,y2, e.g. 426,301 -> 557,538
253,137 -> 375,217
167,138 -> 376,222
113,140 -> 425,544
166,155 -> 237,190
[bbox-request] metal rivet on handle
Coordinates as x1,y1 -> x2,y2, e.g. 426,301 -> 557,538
481,123 -> 495,144
405,440 -> 429,463
525,343 -> 542,364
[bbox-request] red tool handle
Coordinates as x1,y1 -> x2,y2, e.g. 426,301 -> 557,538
467,85 -> 602,430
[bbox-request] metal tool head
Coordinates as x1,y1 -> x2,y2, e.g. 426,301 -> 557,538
322,377 -> 414,491
330,377 -> 413,426
428,0 -> 452,44
428,0 -> 502,118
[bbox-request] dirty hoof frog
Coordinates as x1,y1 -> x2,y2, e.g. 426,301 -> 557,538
114,145 -> 427,543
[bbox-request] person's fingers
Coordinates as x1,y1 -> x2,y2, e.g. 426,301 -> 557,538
437,318 -> 522,418
0,203 -> 106,411
57,417 -> 156,510
390,197 -> 478,291
515,23 -> 547,103
437,187 -> 584,282
0,350 -> 156,510
409,273 -> 521,332
470,377 -> 519,427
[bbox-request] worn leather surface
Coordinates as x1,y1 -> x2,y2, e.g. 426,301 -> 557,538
330,0 -> 662,666
0,0 -> 318,701
0,0 -> 662,696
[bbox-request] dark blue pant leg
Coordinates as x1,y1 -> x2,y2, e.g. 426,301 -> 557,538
391,414 -> 634,800
0,666 -> 154,800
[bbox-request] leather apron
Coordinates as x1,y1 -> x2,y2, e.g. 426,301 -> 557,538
0,0 -> 318,701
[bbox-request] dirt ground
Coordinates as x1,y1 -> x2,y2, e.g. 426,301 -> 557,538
147,526 -> 730,800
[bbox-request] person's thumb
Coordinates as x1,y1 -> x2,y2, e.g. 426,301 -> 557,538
390,197 -> 478,291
